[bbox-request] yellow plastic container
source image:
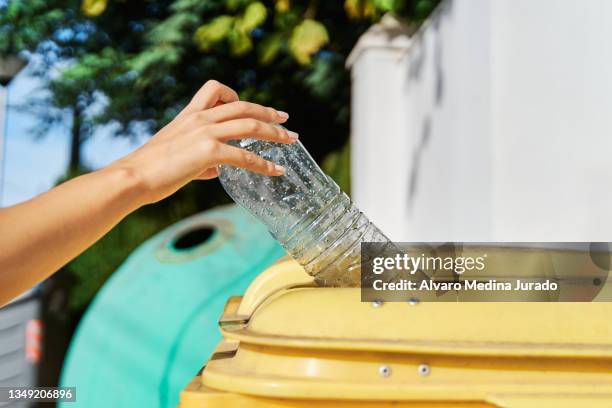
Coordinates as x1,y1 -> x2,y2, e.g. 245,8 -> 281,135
180,259 -> 612,407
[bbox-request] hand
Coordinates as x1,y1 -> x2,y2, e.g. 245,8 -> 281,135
109,80 -> 298,205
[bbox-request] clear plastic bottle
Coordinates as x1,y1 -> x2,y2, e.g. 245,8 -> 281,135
218,137 -> 393,287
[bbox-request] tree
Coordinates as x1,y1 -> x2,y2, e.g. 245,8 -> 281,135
2,0 -> 439,165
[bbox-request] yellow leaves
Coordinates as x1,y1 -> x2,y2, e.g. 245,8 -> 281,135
344,0 -> 376,19
81,0 -> 107,17
228,30 -> 253,56
194,2 -> 267,56
275,0 -> 290,13
344,0 -> 360,18
228,1 -> 267,56
193,3 -> 329,65
289,19 -> 329,65
194,15 -> 234,51
363,2 -> 377,18
237,2 -> 267,33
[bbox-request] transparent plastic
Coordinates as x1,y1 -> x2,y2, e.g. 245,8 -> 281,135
218,138 -> 393,287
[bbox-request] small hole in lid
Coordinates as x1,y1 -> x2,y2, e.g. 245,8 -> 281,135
172,227 -> 216,251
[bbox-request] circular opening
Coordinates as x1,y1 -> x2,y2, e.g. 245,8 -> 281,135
172,226 -> 217,251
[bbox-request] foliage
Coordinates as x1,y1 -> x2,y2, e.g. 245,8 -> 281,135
1,0 -> 439,310
81,0 -> 107,17
2,0 -> 439,153
289,19 -> 328,65
0,0 -> 64,55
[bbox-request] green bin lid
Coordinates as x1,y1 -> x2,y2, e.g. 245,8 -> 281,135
59,204 -> 284,408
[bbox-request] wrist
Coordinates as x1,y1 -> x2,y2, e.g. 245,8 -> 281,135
99,164 -> 149,211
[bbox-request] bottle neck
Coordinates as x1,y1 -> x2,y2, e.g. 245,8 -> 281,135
279,193 -> 391,286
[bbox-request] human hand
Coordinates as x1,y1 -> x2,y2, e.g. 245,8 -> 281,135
109,80 -> 297,205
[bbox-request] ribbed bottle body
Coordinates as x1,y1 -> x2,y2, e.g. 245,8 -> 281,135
218,138 -> 392,286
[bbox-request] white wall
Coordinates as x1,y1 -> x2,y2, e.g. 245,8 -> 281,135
349,0 -> 612,242
350,43 -> 412,241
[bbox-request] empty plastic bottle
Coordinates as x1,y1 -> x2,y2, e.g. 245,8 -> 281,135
218,137 -> 394,287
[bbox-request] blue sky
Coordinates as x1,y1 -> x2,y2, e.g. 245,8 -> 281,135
2,66 -> 146,207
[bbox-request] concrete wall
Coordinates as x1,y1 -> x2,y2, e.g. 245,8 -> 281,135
349,0 -> 612,242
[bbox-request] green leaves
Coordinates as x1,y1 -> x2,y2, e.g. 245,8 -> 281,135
238,2 -> 267,33
194,2 -> 267,56
415,0 -> 436,18
41,47 -> 125,114
0,1 -> 65,54
148,13 -> 199,44
289,19 -> 329,65
228,29 -> 253,55
194,11 -> 331,65
258,33 -> 282,65
81,0 -> 108,17
194,15 -> 234,51
130,45 -> 181,74
372,0 -> 400,12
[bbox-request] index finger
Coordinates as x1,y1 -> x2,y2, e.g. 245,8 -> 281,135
179,80 -> 239,117
203,101 -> 289,124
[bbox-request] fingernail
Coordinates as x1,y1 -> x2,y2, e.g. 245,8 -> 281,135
274,164 -> 286,174
287,130 -> 299,141
277,111 -> 289,120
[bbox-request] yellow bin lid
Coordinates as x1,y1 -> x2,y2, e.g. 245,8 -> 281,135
182,259 -> 612,407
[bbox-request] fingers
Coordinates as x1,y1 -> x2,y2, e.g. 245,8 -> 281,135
207,119 -> 299,144
197,167 -> 220,180
202,101 -> 289,124
216,144 -> 285,176
180,80 -> 239,116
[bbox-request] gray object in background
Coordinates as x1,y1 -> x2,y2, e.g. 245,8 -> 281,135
0,293 -> 41,408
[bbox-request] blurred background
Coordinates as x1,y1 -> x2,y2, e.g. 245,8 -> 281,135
3,0 -> 612,406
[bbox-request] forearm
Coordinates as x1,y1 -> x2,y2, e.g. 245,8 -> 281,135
0,81 -> 293,307
0,166 -> 144,306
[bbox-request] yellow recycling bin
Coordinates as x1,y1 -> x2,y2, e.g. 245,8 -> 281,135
180,259 -> 612,407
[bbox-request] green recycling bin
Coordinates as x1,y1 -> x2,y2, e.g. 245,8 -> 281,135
59,204 -> 285,408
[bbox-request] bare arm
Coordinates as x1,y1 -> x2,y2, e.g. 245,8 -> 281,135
0,167 -> 144,304
0,80 -> 297,306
